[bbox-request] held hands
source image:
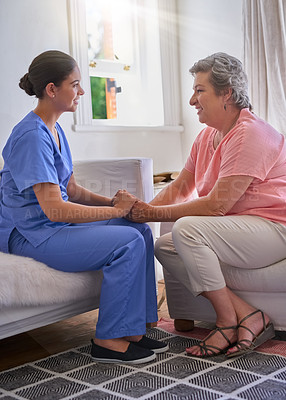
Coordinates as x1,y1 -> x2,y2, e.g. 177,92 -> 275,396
111,190 -> 137,217
127,200 -> 154,223
111,190 -> 154,221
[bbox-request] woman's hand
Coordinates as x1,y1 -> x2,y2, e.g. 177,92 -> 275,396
127,200 -> 154,223
112,190 -> 137,217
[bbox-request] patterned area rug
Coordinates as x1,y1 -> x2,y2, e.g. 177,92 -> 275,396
1,319 -> 286,400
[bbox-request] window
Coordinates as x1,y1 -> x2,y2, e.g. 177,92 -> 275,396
68,0 -> 166,128
68,0 -> 182,132
86,0 -> 134,120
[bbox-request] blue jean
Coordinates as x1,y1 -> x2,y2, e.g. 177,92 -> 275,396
8,218 -> 158,339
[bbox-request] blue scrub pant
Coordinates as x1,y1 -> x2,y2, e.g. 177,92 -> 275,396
8,218 -> 158,340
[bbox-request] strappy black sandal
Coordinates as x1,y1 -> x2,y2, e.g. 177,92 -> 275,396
226,309 -> 275,358
186,325 -> 237,358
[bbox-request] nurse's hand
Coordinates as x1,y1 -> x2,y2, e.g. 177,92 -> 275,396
112,190 -> 137,217
112,189 -> 138,206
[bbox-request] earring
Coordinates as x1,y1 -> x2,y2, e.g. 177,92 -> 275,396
224,104 -> 227,111
53,94 -> 55,98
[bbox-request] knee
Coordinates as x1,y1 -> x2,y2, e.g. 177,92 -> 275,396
141,223 -> 154,241
128,221 -> 154,243
129,229 -> 146,248
118,226 -> 146,250
172,216 -> 203,248
172,217 -> 191,241
120,229 -> 147,264
154,235 -> 165,260
154,233 -> 172,263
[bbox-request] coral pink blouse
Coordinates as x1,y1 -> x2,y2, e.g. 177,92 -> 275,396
184,108 -> 286,225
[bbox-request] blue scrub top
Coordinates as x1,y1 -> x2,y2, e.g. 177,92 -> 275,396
0,111 -> 73,252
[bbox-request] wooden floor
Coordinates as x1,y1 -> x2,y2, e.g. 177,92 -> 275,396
0,280 -> 170,372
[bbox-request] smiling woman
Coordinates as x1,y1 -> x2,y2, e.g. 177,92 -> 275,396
18,51 -> 85,150
128,52 -> 286,359
0,49 -> 168,364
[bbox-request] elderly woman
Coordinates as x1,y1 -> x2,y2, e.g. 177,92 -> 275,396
129,52 -> 286,358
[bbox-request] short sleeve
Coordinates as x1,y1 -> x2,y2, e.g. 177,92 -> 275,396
219,122 -> 284,181
7,129 -> 59,192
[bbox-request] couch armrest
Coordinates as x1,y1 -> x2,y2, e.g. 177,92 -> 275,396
73,158 -> 154,202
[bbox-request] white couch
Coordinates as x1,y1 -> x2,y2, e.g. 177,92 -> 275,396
161,222 -> 286,331
0,157 -> 154,340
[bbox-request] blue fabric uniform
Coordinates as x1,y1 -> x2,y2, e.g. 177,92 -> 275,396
0,111 -> 158,339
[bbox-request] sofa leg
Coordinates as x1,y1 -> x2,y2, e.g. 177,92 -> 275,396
174,319 -> 194,332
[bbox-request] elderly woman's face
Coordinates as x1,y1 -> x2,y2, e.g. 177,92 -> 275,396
189,71 -> 225,127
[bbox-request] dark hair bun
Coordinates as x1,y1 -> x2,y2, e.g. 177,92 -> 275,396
19,73 -> 35,96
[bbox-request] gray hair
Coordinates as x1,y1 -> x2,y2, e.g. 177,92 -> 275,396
190,52 -> 252,110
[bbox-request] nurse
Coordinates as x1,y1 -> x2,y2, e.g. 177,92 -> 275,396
0,50 -> 168,364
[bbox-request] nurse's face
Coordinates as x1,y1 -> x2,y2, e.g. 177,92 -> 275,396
54,66 -> 85,112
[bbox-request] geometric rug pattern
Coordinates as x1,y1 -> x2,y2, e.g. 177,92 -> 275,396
1,324 -> 286,399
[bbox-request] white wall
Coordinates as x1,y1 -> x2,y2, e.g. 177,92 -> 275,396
0,0 -> 243,174
176,0 -> 243,161
0,0 -> 71,154
0,0 -> 69,155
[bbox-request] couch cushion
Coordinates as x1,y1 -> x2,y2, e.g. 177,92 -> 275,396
221,258 -> 286,292
0,252 -> 102,307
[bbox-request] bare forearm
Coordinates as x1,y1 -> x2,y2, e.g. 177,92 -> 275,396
151,182 -> 189,206
141,196 -> 224,222
130,174 -> 254,223
45,201 -> 123,223
68,185 -> 112,206
34,182 -> 136,223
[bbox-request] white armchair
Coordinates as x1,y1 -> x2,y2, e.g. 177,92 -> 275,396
160,222 -> 286,331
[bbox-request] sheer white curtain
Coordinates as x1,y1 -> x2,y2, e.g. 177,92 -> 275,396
243,0 -> 286,134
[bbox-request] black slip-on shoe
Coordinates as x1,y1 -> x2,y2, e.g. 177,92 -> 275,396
90,340 -> 156,364
132,335 -> 169,353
